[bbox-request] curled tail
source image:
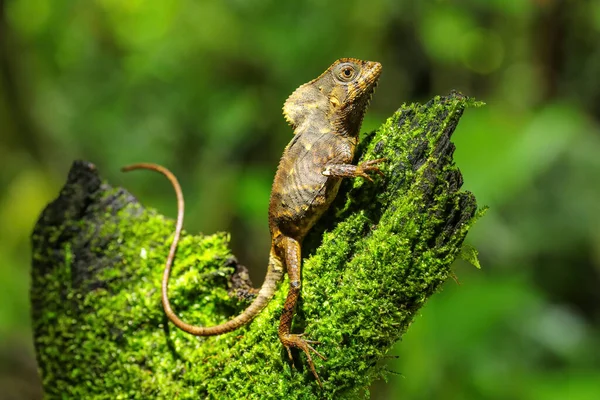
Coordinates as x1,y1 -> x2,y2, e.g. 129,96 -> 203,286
122,163 -> 284,336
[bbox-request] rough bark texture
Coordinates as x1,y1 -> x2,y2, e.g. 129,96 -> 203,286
31,92 -> 482,399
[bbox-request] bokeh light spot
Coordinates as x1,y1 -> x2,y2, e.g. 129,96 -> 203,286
461,28 -> 504,74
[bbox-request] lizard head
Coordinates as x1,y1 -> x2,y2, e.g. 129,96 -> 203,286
283,58 -> 382,136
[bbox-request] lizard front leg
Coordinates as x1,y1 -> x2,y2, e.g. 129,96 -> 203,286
278,236 -> 326,386
322,158 -> 386,182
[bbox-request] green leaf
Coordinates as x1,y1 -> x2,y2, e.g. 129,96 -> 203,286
460,243 -> 482,269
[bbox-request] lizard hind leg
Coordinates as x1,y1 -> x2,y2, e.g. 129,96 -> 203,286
277,236 -> 326,386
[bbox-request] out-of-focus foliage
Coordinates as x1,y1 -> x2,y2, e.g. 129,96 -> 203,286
1,0 -> 599,399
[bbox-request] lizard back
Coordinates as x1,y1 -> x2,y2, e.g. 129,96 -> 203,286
269,127 -> 354,240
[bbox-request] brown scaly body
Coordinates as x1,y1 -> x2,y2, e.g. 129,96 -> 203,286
123,58 -> 383,386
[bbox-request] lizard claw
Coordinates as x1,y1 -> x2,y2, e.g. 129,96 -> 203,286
357,171 -> 375,183
294,333 -> 321,345
357,158 -> 387,181
281,333 -> 327,386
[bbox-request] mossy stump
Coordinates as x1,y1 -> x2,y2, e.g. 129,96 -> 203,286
31,92 -> 481,399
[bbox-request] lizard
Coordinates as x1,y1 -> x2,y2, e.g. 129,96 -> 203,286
122,58 -> 383,386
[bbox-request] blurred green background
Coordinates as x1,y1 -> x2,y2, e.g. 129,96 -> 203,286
1,0 -> 599,399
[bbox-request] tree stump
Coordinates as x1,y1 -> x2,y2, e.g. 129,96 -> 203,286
31,92 -> 481,399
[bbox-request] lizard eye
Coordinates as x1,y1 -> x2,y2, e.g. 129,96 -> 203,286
336,64 -> 357,82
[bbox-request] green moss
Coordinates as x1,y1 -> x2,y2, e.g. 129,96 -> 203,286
31,92 -> 481,399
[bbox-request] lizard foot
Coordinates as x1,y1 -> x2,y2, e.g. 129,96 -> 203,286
280,333 -> 326,387
356,158 -> 387,182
